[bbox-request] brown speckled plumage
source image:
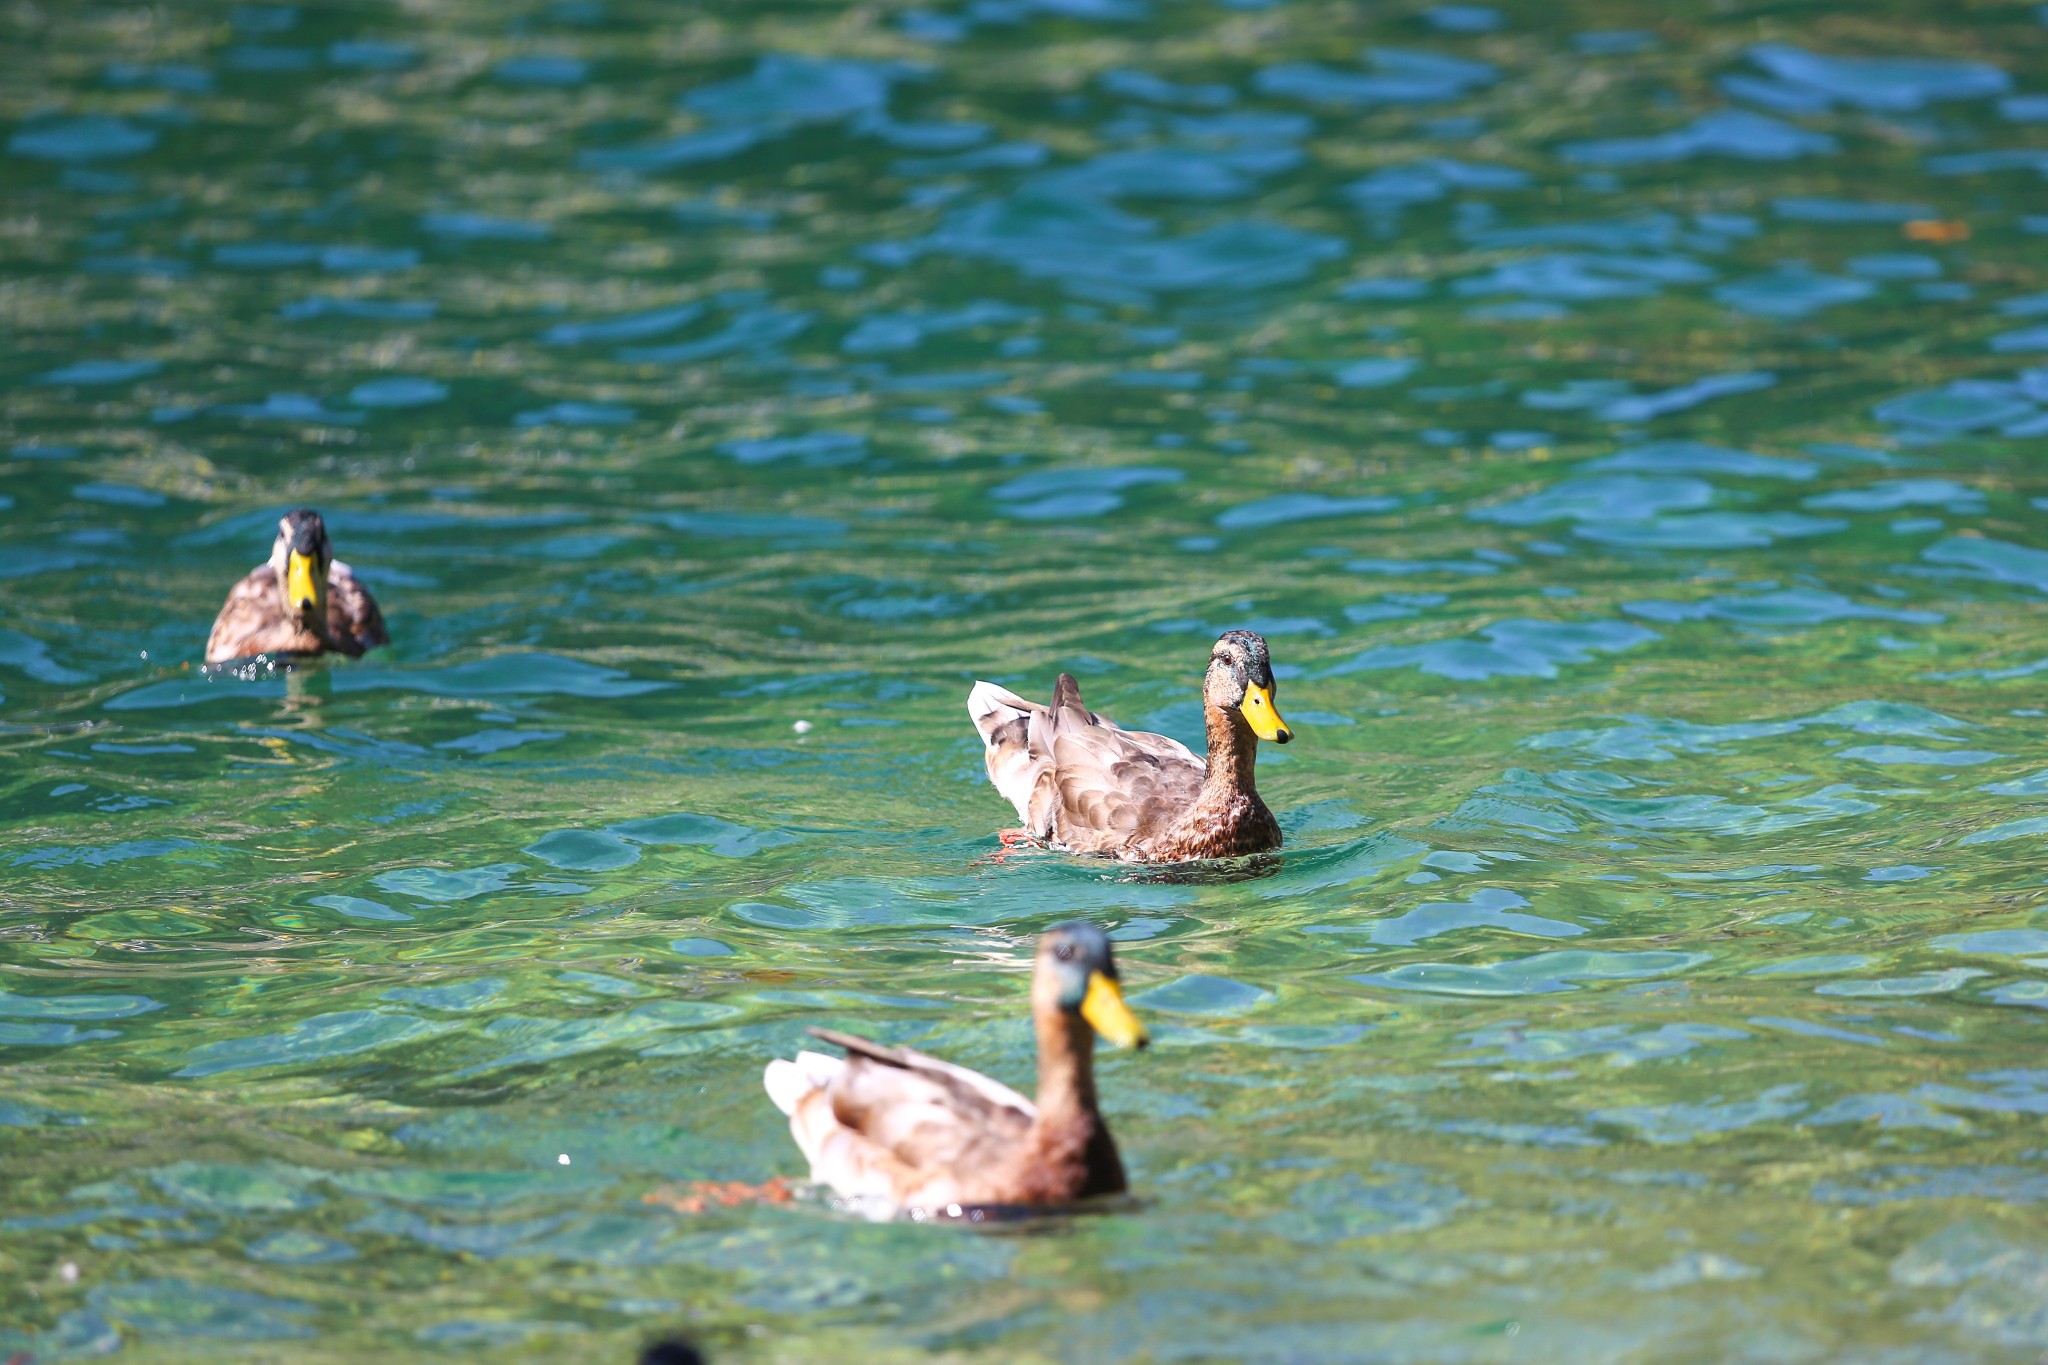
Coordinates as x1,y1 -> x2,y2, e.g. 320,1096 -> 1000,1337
969,630 -> 1292,864
204,509 -> 387,665
763,924 -> 1146,1217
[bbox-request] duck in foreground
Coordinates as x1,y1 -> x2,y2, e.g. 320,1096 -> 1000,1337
205,508 -> 387,665
763,922 -> 1149,1220
969,629 -> 1293,863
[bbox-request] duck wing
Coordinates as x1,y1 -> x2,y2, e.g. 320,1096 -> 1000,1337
1044,673 -> 1205,855
326,559 -> 387,656
205,566 -> 292,664
765,1028 -> 1035,1214
968,680 -> 1062,837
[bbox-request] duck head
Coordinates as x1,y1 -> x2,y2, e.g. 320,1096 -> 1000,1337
1204,629 -> 1292,744
1036,920 -> 1149,1049
268,508 -> 332,629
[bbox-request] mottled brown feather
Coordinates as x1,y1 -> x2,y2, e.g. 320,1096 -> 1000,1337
204,559 -> 388,664
968,658 -> 1283,863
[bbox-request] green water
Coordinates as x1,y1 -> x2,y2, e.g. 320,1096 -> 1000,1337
7,0 -> 2048,1358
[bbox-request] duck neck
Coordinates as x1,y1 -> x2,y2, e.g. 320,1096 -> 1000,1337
1202,702 -> 1258,798
1033,1007 -> 1100,1127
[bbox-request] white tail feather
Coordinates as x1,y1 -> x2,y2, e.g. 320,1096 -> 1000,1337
764,1050 -> 841,1117
968,680 -> 1032,737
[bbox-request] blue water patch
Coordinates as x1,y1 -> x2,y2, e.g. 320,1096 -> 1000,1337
0,989 -> 163,1021
1363,887 -> 1584,946
1583,438 -> 1812,480
1745,43 -> 2009,111
891,197 -> 1344,301
1876,380 -> 2038,431
1132,974 -> 1274,1015
1578,373 -> 1777,424
1573,512 -> 1844,550
105,61 -> 215,93
524,830 -> 640,872
1215,493 -> 1398,529
541,303 -> 705,346
1345,157 -> 1529,212
1806,477 -> 1983,512
308,894 -> 413,922
1771,196 -> 1934,223
1255,48 -> 1496,107
1923,536 -> 2048,595
0,628 -> 90,683
246,1230 -> 359,1264
1574,30 -> 1655,55
719,431 -> 867,466
1560,110 -> 1836,166
1354,948 -> 1710,996
1849,253 -> 1941,280
383,978 -> 509,1011
1325,617 -> 1657,680
842,300 -> 1032,354
281,296 -> 436,320
1425,5 -> 1500,31
1471,474 -> 1715,525
1623,587 -> 1942,628
10,116 -> 159,162
989,465 -> 1183,519
1933,928 -> 2048,956
1715,267 -> 1873,318
13,838 -> 206,869
420,212 -> 553,243
347,377 -> 447,408
175,1010 -> 450,1078
615,303 -> 811,363
686,54 -> 913,126
373,864 -> 522,902
328,40 -> 415,70
1590,1083 -> 1807,1144
513,402 -> 635,427
1100,68 -> 1236,109
608,812 -> 797,857
35,358 -> 161,386
1453,253 -> 1713,302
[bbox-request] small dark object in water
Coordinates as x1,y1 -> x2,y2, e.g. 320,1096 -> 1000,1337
638,1337 -> 705,1365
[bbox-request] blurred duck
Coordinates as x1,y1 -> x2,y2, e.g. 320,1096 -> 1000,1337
763,922 -> 1148,1219
969,629 -> 1293,863
205,508 -> 387,665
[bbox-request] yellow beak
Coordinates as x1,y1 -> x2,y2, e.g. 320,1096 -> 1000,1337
1240,682 -> 1292,744
285,551 -> 324,617
1081,971 -> 1150,1050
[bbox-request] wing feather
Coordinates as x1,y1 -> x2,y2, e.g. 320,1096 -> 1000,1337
968,671 -> 1205,855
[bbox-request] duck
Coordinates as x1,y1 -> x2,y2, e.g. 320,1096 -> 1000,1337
968,628 -> 1293,863
762,921 -> 1149,1220
204,508 -> 388,665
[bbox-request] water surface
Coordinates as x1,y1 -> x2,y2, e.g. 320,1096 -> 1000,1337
7,0 -> 2048,1359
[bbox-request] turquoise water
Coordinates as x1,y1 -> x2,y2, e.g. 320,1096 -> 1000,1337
8,0 -> 2048,1357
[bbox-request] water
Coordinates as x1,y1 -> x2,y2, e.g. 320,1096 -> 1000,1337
5,0 -> 2048,1358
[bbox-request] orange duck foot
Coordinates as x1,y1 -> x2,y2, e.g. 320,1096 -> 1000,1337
642,1177 -> 796,1215
971,828 -> 1041,865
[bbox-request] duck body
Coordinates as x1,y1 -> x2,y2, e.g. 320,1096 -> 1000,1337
204,508 -> 387,665
969,629 -> 1292,864
763,923 -> 1148,1220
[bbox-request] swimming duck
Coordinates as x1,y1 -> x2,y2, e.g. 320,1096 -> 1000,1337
969,629 -> 1293,863
763,921 -> 1149,1219
204,508 -> 387,664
